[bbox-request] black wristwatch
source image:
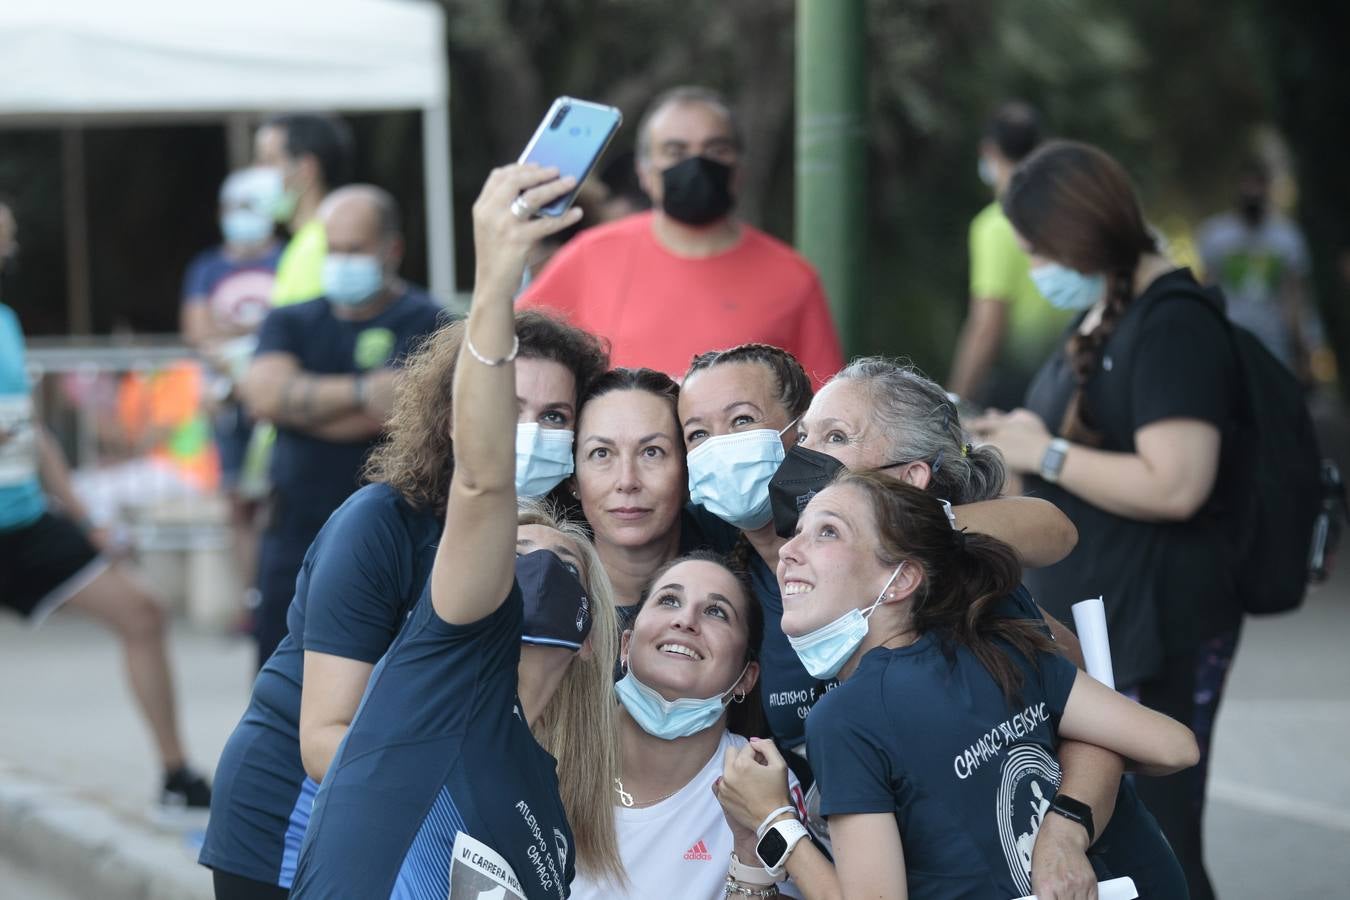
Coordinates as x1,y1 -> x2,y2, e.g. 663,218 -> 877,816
1048,793 -> 1095,844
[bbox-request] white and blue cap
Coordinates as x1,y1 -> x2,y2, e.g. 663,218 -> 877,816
516,549 -> 592,651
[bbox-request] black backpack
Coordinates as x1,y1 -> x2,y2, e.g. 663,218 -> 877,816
1156,280 -> 1323,615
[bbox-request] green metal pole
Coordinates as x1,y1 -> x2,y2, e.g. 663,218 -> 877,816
796,0 -> 867,358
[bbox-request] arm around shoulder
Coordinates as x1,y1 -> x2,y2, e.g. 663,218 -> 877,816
952,495 -> 1077,568
1059,670 -> 1199,776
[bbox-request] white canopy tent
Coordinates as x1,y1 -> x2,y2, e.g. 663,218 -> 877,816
0,0 -> 454,331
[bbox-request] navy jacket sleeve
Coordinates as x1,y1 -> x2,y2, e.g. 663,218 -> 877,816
1037,650 -> 1080,724
302,491 -> 415,662
808,690 -> 899,817
254,304 -> 298,357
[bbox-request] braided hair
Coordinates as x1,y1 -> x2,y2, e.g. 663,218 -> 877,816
1002,141 -> 1158,445
685,344 -> 815,570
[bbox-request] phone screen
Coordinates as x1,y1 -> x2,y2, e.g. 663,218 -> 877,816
518,97 -> 623,217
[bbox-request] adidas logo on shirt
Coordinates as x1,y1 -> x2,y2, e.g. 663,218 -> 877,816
682,839 -> 713,861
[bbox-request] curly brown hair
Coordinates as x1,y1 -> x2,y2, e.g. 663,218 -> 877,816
362,310 -> 609,512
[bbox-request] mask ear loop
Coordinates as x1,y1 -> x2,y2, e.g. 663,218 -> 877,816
720,660 -> 753,706
862,562 -> 906,620
777,416 -> 801,437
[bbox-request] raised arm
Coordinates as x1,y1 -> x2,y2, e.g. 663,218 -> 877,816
429,165 -> 579,626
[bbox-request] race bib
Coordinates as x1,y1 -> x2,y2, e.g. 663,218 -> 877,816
0,394 -> 38,488
449,831 -> 525,900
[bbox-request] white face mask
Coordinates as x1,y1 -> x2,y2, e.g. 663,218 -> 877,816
686,420 -> 796,530
786,563 -> 905,680
515,423 -> 575,497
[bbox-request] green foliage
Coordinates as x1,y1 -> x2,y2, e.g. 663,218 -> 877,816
437,0 -> 1278,380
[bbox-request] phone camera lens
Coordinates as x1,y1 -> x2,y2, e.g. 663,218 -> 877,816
550,105 -> 570,130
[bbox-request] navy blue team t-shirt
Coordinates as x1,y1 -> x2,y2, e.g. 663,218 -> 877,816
807,596 -> 1080,900
806,592 -> 1185,899
291,579 -> 575,899
255,288 -> 444,525
200,483 -> 441,887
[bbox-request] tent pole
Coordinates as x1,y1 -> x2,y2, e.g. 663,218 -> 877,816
61,126 -> 93,335
226,113 -> 253,169
423,101 -> 456,304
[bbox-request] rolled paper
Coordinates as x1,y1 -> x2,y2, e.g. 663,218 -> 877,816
1071,595 -> 1116,690
1014,876 -> 1138,900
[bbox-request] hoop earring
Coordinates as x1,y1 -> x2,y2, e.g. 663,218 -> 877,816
732,692 -> 746,704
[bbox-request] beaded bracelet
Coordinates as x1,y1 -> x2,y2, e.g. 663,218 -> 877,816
724,877 -> 780,898
465,332 -> 519,367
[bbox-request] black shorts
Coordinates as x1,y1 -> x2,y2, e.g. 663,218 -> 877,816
0,512 -> 105,621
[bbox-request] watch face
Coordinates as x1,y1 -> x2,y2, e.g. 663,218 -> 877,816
756,828 -> 788,869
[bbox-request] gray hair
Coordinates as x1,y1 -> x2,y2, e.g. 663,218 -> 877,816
635,85 -> 743,161
832,357 -> 1006,504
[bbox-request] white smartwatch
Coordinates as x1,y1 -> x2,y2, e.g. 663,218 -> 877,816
1040,437 -> 1070,484
755,818 -> 810,878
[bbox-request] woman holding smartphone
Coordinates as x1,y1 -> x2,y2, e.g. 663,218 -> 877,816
201,309 -> 606,898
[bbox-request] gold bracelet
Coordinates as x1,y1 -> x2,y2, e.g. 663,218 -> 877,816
465,332 -> 519,367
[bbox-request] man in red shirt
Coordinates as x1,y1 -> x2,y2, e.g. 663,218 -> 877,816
518,86 -> 844,386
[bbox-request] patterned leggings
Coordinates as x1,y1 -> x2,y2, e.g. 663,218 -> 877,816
1125,629 -> 1241,900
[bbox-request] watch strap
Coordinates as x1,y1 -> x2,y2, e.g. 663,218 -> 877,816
754,806 -> 797,842
1048,793 -> 1096,844
728,852 -> 778,886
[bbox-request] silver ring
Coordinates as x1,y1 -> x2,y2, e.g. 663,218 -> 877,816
510,195 -> 534,221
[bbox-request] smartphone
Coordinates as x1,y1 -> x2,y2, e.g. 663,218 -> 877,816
517,97 -> 623,217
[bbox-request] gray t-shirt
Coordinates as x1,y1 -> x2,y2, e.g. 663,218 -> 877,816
1196,211 -> 1310,366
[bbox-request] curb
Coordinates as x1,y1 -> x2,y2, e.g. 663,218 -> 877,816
0,759 -> 212,900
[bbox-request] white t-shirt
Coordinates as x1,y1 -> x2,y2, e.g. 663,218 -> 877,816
570,730 -> 808,900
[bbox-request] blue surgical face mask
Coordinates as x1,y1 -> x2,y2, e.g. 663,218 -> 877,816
1031,263 -> 1105,311
977,156 -> 996,187
787,563 -> 905,680
220,208 -> 274,246
322,254 -> 385,307
614,661 -> 750,741
687,421 -> 795,530
516,423 -> 575,497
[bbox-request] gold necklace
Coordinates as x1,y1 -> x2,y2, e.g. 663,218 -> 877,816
613,777 -> 681,809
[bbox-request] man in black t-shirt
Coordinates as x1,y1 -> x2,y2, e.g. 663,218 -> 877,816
240,185 -> 444,667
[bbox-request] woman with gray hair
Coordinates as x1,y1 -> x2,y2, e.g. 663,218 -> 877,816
768,356 -> 1073,566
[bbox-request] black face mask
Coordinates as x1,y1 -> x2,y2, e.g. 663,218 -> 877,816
768,445 -> 846,539
517,549 -> 592,651
661,156 -> 735,226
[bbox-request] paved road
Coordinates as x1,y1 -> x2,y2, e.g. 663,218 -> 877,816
0,853 -> 83,900
1,567 -> 1348,898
